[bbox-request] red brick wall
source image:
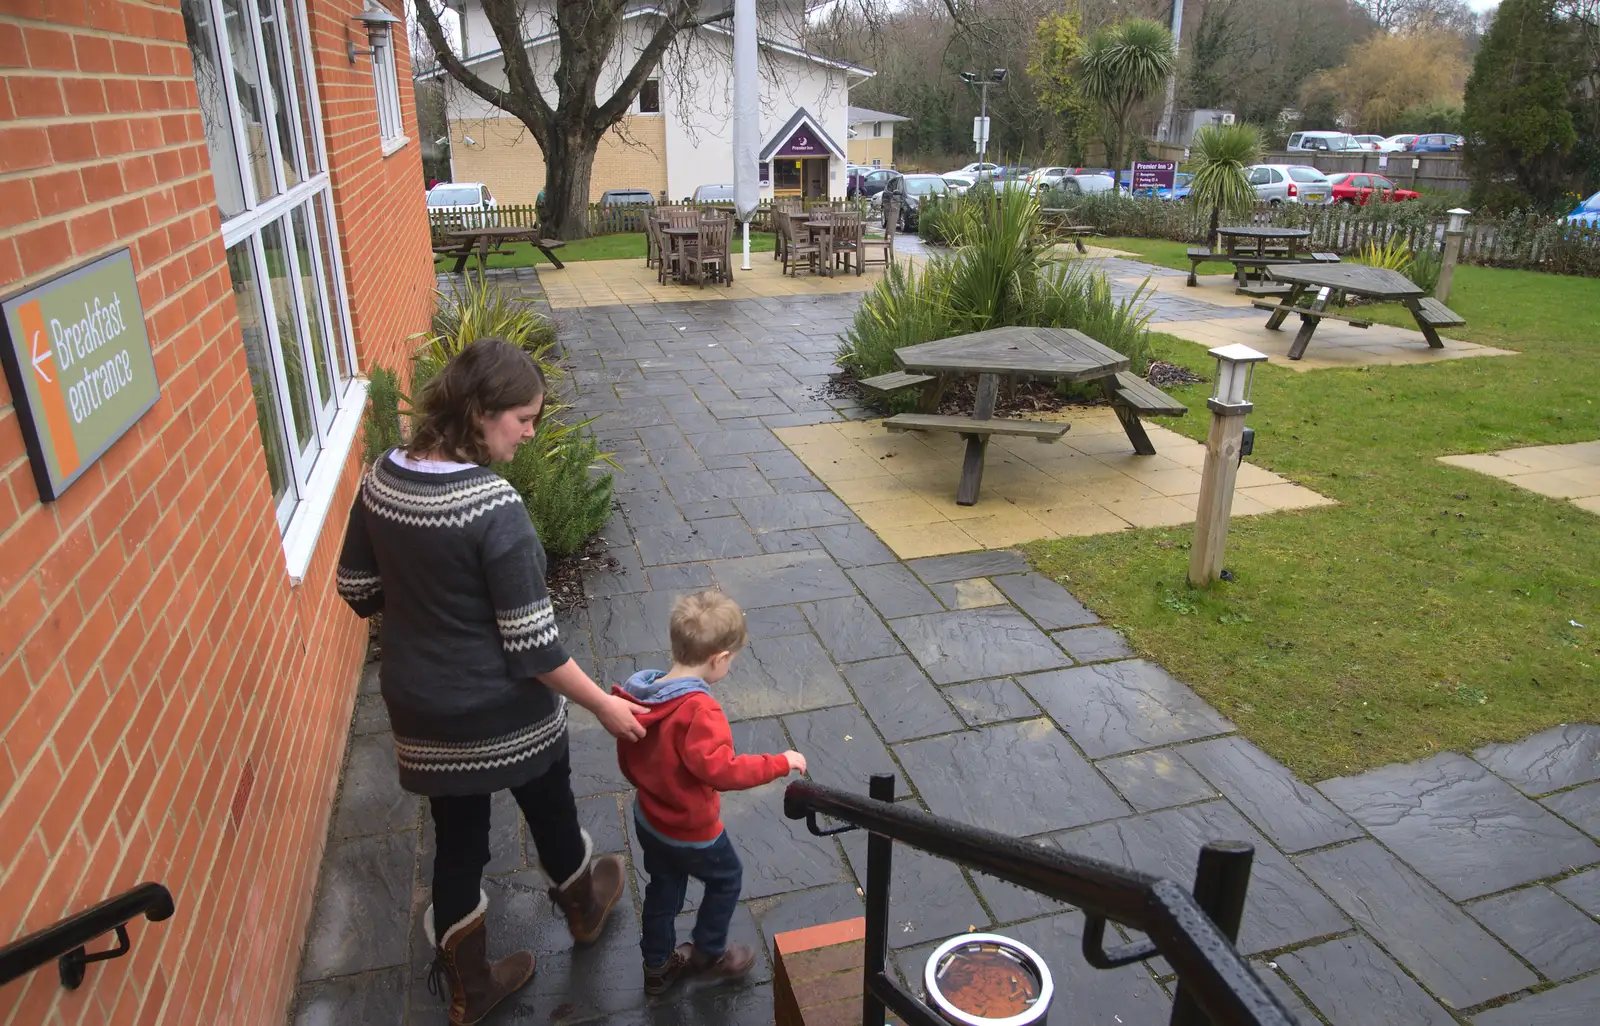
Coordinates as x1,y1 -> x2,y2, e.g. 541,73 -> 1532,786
0,1 -> 433,1023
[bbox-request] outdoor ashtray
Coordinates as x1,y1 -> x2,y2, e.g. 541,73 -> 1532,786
924,933 -> 1053,1026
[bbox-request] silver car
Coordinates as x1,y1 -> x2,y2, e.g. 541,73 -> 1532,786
1245,164 -> 1334,205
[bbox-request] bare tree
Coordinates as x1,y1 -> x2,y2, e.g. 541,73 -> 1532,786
415,0 -> 736,238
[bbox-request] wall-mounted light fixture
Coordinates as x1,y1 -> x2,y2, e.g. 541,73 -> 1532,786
348,4 -> 402,63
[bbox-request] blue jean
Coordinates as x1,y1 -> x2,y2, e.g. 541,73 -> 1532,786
637,822 -> 743,967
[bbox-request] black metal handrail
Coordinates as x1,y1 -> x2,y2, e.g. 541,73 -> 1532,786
785,777 -> 1297,1026
0,882 -> 174,990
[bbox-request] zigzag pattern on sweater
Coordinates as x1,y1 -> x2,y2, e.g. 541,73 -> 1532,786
361,464 -> 522,529
498,598 -> 559,653
336,567 -> 382,601
395,699 -> 568,774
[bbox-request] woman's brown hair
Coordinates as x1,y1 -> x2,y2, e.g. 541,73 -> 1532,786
406,337 -> 546,465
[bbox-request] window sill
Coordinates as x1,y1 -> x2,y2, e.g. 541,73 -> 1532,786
281,378 -> 370,586
381,134 -> 409,158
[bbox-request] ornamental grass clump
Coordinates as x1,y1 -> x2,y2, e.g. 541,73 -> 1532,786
837,183 -> 1152,408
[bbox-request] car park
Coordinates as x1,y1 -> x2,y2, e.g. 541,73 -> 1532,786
878,173 -> 949,231
1286,131 -> 1364,152
1245,164 -> 1334,204
1406,133 -> 1463,152
1377,134 -> 1418,152
426,182 -> 497,214
1351,134 -> 1384,150
858,168 -> 900,200
1326,173 -> 1420,205
945,162 -> 999,184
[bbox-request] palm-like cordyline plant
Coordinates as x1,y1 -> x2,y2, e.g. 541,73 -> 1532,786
1078,19 -> 1176,176
1186,122 -> 1262,249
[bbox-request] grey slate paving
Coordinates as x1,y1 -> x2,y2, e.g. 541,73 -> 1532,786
845,562 -> 942,618
989,571 -> 1100,628
897,719 -> 1128,835
1471,973 -> 1600,1026
842,832 -> 991,949
1465,885 -> 1600,980
1177,736 -> 1361,853
733,492 -> 855,532
891,606 -> 1069,684
1542,781 -> 1600,837
943,677 -> 1040,727
1474,723 -> 1600,795
633,516 -> 762,565
1278,935 -> 1456,1026
800,595 -> 902,663
1295,840 -> 1537,1008
711,550 -> 857,608
1553,865 -> 1600,914
781,705 -> 897,793
1318,752 -> 1600,901
330,733 -> 419,840
842,654 -> 963,742
1094,750 -> 1220,813
1056,801 -> 1348,955
905,549 -> 1030,583
298,832 -> 416,981
1020,660 -> 1234,759
1052,625 -> 1135,663
715,633 -> 853,721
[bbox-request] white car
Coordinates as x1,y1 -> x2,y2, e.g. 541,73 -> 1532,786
942,177 -> 972,195
1377,134 -> 1418,153
426,181 -> 497,214
945,161 -> 1000,184
1285,131 -> 1364,153
1245,164 -> 1334,205
1351,134 -> 1384,150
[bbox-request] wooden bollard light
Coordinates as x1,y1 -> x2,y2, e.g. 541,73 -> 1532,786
1189,344 -> 1268,588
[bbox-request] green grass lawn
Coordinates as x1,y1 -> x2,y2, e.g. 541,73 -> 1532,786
434,231 -> 777,270
1026,264 -> 1600,781
1094,236 -> 1195,272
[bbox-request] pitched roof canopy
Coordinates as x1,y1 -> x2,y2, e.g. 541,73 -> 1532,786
759,108 -> 846,162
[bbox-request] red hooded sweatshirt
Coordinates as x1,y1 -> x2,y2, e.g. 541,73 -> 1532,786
613,678 -> 790,843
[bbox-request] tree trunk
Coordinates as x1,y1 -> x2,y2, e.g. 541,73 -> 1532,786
541,125 -> 601,240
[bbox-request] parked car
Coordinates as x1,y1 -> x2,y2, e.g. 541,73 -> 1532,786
691,184 -> 735,202
1326,173 -> 1420,205
1245,164 -> 1334,204
881,173 -> 949,231
1153,172 -> 1194,201
426,181 -> 497,214
858,168 -> 900,200
1377,134 -> 1418,153
1407,134 -> 1463,152
598,189 -> 656,206
1286,131 -> 1364,153
945,161 -> 999,184
942,177 -> 971,195
1024,166 -> 1073,191
1053,173 -> 1117,197
1351,134 -> 1385,150
1564,190 -> 1600,228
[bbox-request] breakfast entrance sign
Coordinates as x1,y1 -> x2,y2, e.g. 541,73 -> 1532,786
1,248 -> 161,501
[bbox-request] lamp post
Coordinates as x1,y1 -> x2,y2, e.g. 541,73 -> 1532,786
1435,207 -> 1470,305
960,68 -> 1006,162
1189,344 -> 1268,588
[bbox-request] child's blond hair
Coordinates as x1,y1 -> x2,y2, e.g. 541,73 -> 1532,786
669,591 -> 748,665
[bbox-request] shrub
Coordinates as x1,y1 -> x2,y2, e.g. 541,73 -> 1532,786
838,184 -> 1152,402
415,273 -> 560,383
362,365 -> 404,465
498,411 -> 616,557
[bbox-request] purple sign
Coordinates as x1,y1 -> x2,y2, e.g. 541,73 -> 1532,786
1132,160 -> 1177,191
776,126 -> 826,159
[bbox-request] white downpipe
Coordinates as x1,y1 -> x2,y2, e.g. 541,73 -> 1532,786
732,0 -> 758,271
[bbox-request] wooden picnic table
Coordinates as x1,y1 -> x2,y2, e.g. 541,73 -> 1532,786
1261,263 -> 1464,359
442,225 -> 565,272
1216,226 -> 1312,287
1038,209 -> 1097,253
892,326 -> 1147,506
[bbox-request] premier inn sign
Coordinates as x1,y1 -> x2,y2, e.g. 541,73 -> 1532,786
1,249 -> 161,501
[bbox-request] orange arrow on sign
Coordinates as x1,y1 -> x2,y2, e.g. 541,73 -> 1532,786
16,300 -> 80,478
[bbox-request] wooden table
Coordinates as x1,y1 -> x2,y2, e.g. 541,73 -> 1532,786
442,226 -> 565,272
1216,226 -> 1312,287
1038,209 -> 1097,253
892,326 -> 1132,505
660,225 -> 701,283
804,221 -> 839,276
1262,263 -> 1452,359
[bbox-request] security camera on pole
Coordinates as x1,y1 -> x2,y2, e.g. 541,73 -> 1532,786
960,68 -> 1007,163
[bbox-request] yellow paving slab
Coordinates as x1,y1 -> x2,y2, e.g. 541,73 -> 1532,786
775,407 -> 1336,558
1440,441 -> 1600,514
1151,315 -> 1516,371
537,253 -> 924,309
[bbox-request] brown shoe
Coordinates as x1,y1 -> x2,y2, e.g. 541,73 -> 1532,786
643,942 -> 693,996
425,892 -> 535,1026
687,942 -> 757,984
547,829 -> 625,944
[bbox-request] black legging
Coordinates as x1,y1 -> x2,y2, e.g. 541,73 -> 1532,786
428,751 -> 587,935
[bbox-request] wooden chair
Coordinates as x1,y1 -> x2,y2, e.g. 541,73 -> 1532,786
830,208 -> 863,275
659,210 -> 701,283
858,209 -> 895,271
772,203 -> 803,262
684,217 -> 730,287
778,211 -> 822,277
644,215 -> 663,269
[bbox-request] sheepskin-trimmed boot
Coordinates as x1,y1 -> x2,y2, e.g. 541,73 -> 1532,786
547,829 -> 625,944
424,891 -> 535,1026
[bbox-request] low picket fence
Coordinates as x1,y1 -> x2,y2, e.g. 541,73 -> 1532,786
428,197 -> 862,240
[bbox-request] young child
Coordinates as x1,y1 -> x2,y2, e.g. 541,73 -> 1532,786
614,590 -> 807,995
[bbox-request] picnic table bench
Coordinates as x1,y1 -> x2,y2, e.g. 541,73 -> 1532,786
1038,209 -> 1098,253
439,225 -> 567,272
1260,263 -> 1464,359
878,326 -> 1186,505
1187,227 -> 1336,288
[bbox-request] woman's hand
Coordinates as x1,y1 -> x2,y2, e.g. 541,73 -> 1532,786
595,692 -> 649,742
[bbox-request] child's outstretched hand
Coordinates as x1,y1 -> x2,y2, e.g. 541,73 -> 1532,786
783,750 -> 807,775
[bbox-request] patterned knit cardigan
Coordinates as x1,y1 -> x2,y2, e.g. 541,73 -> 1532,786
337,453 -> 571,796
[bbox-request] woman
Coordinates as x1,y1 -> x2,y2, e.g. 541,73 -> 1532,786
336,338 -> 647,1025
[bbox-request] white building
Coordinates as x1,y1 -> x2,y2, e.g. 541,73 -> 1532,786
846,105 -> 907,168
432,1 -> 871,204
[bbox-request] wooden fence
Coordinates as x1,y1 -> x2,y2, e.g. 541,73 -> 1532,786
1260,151 -> 1469,193
428,197 -> 863,240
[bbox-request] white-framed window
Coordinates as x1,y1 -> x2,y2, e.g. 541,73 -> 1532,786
873,122 -> 882,138
371,20 -> 405,146
871,158 -> 882,168
181,0 -> 366,582
638,78 -> 661,115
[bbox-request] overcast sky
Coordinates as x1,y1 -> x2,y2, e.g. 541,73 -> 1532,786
1465,0 -> 1500,9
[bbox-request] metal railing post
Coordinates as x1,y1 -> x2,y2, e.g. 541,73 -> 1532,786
1169,841 -> 1256,1026
861,773 -> 895,1026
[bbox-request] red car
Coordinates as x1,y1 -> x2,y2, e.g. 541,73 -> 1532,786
1327,173 -> 1420,205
